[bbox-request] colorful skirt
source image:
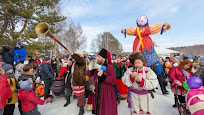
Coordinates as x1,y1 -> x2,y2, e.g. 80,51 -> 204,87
143,45 -> 159,67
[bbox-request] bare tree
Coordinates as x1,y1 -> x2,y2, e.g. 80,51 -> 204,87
91,39 -> 97,52
76,23 -> 87,49
57,21 -> 87,51
96,32 -> 123,55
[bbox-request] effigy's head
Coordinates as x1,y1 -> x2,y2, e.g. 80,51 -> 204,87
136,15 -> 148,27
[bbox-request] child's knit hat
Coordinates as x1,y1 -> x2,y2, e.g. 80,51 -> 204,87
2,64 -> 13,72
19,81 -> 32,90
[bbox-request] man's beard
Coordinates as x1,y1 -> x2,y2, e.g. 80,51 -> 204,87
96,60 -> 103,65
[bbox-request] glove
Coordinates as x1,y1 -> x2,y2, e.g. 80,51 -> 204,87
7,98 -> 12,103
14,89 -> 18,93
44,98 -> 52,104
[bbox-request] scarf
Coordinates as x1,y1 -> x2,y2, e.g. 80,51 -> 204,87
5,72 -> 15,78
117,62 -> 123,66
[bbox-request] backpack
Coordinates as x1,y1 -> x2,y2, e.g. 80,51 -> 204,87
156,63 -> 162,75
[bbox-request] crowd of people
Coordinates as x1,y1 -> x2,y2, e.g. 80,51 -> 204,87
1,43 -> 204,115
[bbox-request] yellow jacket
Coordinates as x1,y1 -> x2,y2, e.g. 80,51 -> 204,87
7,77 -> 18,104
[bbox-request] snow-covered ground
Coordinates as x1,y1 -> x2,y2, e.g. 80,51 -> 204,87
14,85 -> 179,115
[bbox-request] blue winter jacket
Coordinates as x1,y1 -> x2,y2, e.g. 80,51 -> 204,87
14,47 -> 27,62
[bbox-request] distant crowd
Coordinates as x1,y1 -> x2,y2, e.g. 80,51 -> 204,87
1,43 -> 204,115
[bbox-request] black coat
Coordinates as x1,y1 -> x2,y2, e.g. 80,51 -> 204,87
51,60 -> 57,70
0,48 -> 15,64
41,62 -> 54,80
35,66 -> 43,78
65,65 -> 72,89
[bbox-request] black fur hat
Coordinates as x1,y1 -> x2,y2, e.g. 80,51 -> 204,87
98,48 -> 107,59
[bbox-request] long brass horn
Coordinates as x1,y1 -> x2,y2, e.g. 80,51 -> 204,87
35,22 -> 68,51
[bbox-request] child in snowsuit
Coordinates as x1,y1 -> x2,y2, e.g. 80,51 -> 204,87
17,80 -> 51,115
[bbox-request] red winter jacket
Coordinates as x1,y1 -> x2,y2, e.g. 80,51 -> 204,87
170,67 -> 193,96
17,89 -> 45,112
0,74 -> 12,109
170,67 -> 193,84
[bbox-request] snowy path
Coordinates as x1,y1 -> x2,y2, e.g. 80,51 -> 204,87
14,85 -> 179,115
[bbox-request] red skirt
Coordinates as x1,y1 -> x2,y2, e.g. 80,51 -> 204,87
116,79 -> 127,99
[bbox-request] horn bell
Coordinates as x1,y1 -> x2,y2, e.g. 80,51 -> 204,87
35,22 -> 50,35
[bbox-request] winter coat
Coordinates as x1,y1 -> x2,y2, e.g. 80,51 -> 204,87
170,67 -> 193,96
17,89 -> 45,112
35,66 -> 43,78
41,61 -> 54,80
186,89 -> 204,115
51,60 -> 57,70
0,74 -> 12,109
6,77 -> 18,104
13,47 -> 27,62
19,71 -> 37,82
19,71 -> 38,91
122,66 -> 158,114
113,62 -> 125,79
0,48 -> 15,64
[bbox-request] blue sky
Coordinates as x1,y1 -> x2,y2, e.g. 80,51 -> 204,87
60,0 -> 204,52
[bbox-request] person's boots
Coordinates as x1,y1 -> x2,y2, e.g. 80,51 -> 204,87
117,95 -> 121,104
173,95 -> 178,107
161,87 -> 169,95
64,96 -> 70,107
78,106 -> 85,115
92,110 -> 95,114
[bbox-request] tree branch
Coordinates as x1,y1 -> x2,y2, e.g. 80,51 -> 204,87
10,17 -> 15,32
2,10 -> 8,32
18,0 -> 30,36
18,18 -> 28,36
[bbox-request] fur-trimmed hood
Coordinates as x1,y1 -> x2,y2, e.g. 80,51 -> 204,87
19,71 -> 37,81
